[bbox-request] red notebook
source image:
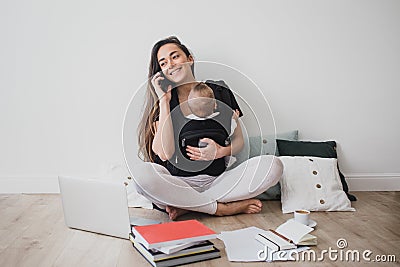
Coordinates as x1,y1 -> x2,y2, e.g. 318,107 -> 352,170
131,220 -> 217,249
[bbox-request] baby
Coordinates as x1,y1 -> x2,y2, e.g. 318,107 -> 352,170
186,82 -> 238,167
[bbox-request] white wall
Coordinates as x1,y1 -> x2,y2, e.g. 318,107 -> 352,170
1,0 -> 399,192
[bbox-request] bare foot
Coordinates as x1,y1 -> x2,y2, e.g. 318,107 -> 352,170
214,199 -> 263,216
166,206 -> 189,220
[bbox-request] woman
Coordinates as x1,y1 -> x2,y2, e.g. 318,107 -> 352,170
137,36 -> 283,220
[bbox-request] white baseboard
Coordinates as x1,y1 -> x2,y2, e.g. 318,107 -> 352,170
345,173 -> 400,191
0,174 -> 400,193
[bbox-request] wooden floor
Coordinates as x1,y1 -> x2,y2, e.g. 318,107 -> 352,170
0,192 -> 399,267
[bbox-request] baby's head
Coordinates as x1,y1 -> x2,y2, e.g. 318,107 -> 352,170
188,82 -> 216,118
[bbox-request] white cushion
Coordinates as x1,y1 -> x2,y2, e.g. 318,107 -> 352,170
279,156 -> 355,213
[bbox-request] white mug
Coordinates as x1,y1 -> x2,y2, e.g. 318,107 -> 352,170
294,209 -> 310,225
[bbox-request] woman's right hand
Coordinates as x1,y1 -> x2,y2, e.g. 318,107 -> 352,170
151,72 -> 172,102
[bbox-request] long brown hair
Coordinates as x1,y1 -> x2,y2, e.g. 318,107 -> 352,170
137,36 -> 194,162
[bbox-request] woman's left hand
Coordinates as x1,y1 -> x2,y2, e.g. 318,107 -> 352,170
186,138 -> 226,161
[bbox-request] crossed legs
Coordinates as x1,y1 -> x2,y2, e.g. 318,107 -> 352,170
133,155 -> 283,220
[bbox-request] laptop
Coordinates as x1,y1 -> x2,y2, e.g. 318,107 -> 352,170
58,176 -> 132,239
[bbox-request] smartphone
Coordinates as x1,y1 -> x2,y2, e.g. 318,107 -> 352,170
159,71 -> 172,92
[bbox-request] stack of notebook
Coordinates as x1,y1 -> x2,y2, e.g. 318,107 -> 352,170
130,220 -> 221,267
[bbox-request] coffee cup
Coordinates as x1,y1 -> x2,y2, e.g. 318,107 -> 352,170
294,209 -> 310,225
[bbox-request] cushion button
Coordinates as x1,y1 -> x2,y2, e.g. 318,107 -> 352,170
316,184 -> 321,188
263,139 -> 267,144
312,170 -> 318,175
320,199 -> 325,204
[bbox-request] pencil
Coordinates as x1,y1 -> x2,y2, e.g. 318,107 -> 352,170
268,229 -> 294,244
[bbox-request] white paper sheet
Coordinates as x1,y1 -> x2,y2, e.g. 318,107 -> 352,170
218,226 -> 310,262
218,227 -> 266,261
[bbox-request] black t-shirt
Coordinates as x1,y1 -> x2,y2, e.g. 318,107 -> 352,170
154,80 -> 243,176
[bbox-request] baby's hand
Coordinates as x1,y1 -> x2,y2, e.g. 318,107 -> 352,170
232,109 -> 240,121
198,141 -> 208,148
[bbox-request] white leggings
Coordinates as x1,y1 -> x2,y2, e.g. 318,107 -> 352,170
132,155 -> 283,215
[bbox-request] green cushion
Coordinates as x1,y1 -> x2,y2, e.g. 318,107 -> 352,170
248,130 -> 299,157
276,139 -> 356,201
234,130 -> 299,165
